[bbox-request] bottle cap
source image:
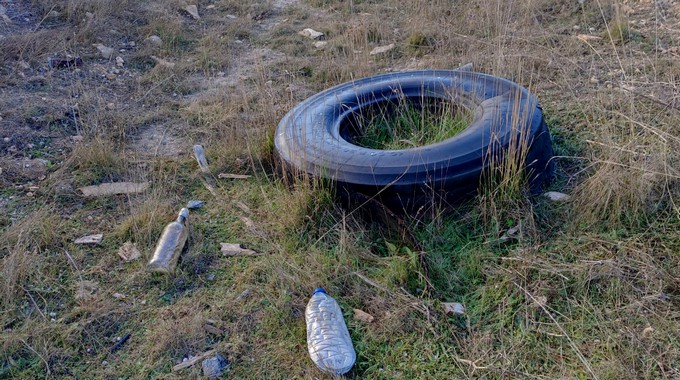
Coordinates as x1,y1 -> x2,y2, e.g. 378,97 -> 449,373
313,287 -> 326,295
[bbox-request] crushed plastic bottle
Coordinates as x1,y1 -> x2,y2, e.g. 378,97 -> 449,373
305,288 -> 356,376
147,208 -> 189,274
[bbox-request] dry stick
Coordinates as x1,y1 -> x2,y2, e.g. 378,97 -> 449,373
20,339 -> 51,377
512,281 -> 598,380
21,286 -> 46,320
172,349 -> 216,372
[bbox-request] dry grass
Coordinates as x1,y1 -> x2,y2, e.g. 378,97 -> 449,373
1,0 -> 679,378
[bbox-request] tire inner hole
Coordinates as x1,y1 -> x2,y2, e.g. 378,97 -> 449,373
341,96 -> 473,150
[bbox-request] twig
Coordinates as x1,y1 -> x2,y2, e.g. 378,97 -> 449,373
20,339 -> 51,377
512,281 -> 598,380
110,333 -> 131,353
172,349 -> 216,372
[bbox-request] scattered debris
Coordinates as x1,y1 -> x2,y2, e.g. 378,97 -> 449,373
93,43 -> 114,59
233,201 -> 251,214
353,309 -> 375,323
298,28 -> 325,40
150,55 -> 175,68
110,333 -> 131,353
116,56 -> 125,67
370,43 -> 396,55
498,225 -> 521,243
118,241 -> 141,262
239,216 -> 255,229
47,56 -> 83,69
442,302 -> 465,315
531,295 -> 548,308
543,191 -> 571,202
220,243 -> 261,257
236,289 -> 252,300
204,323 -> 224,336
147,209 -> 189,274
79,182 -> 149,197
202,354 -> 229,379
146,35 -> 163,46
183,4 -> 201,20
193,144 -> 210,173
217,173 -> 251,179
74,234 -> 104,245
172,349 -> 216,372
75,280 -> 99,300
313,41 -> 328,49
187,200 -> 205,209
576,34 -> 602,42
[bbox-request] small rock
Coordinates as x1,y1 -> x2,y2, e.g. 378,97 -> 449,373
206,5 -> 215,9
48,312 -> 57,318
642,326 -> 654,337
370,43 -> 396,55
146,35 -> 163,46
313,41 -> 328,49
226,14 -> 237,19
236,289 -> 251,300
93,43 -> 114,59
442,302 -> 465,315
543,191 -> 570,202
128,41 -> 136,47
105,73 -> 116,80
187,200 -> 205,209
74,234 -> 104,245
115,56 -> 124,67
298,28 -> 325,40
101,360 -> 108,366
207,273 -> 216,281
588,27 -> 596,33
590,76 -> 599,84
353,309 -> 375,323
112,293 -> 126,299
183,4 -> 200,20
573,25 -> 581,30
48,10 -> 60,18
202,354 -> 229,379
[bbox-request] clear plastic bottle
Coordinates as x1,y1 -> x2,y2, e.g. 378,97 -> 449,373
305,288 -> 356,376
147,208 -> 189,274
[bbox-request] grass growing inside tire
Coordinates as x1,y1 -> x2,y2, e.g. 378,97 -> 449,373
355,99 -> 472,150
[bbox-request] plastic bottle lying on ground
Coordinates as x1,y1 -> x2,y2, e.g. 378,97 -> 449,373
305,288 -> 356,376
147,208 -> 189,274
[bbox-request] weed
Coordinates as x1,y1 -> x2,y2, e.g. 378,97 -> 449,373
352,98 -> 472,150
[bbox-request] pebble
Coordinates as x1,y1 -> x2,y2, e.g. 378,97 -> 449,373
184,4 -> 200,19
49,312 -> 57,317
146,35 -> 163,47
298,28 -> 325,41
543,191 -> 571,202
93,43 -> 114,59
116,56 -> 124,67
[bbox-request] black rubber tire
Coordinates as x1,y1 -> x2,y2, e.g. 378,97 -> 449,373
275,70 -> 554,210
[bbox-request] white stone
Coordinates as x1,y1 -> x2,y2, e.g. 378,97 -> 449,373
370,43 -> 396,55
543,191 -> 571,202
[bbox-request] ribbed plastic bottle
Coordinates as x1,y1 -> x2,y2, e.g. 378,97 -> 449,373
147,208 -> 189,274
305,288 -> 356,376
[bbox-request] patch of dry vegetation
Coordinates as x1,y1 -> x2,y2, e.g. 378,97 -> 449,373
1,0 -> 678,378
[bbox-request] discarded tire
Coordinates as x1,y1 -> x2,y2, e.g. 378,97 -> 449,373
274,70 -> 554,210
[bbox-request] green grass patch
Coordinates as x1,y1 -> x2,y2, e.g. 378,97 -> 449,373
353,99 -> 472,150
